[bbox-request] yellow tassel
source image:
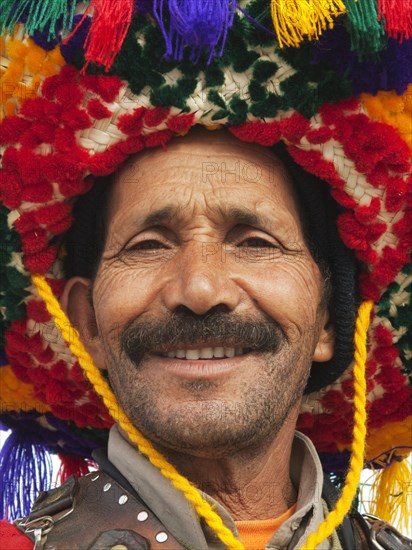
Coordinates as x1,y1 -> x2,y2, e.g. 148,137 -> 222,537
270,0 -> 346,48
369,458 -> 412,534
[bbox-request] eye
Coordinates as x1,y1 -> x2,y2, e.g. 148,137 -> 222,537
128,239 -> 167,251
238,237 -> 277,248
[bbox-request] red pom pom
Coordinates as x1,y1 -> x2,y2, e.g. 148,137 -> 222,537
54,127 -> 77,153
61,108 -> 92,131
338,212 -> 368,251
26,299 -> 50,323
279,113 -> 310,142
144,107 -> 170,128
45,149 -> 89,182
376,364 -> 405,392
118,135 -> 145,154
373,345 -> 399,364
89,144 -> 128,175
42,66 -> 79,101
355,197 -> 381,222
296,411 -> 315,430
47,277 -> 66,297
24,245 -> 57,273
28,365 -> 50,386
0,519 -> 33,549
50,360 -> 69,381
144,129 -> 173,149
319,98 -> 359,126
21,228 -> 48,254
59,177 -> 89,198
45,380 -> 75,405
356,248 -> 379,264
118,107 -> 146,135
0,171 -> 23,204
87,98 -> 112,119
31,121 -> 56,144
20,97 -> 49,118
20,131 -> 43,149
55,82 -> 84,108
229,121 -> 281,146
34,202 -> 72,226
167,113 -> 195,134
0,116 -> 31,144
288,147 -> 344,188
2,146 -> 19,170
330,189 -> 357,209
385,177 -> 407,212
13,211 -> 36,233
305,127 -> 333,144
375,325 -> 393,346
21,181 -> 53,203
80,74 -> 123,103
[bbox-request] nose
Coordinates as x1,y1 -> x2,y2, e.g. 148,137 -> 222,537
160,241 -> 242,315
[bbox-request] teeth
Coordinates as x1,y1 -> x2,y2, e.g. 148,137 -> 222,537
185,349 -> 200,360
200,347 -> 213,359
161,347 -> 244,359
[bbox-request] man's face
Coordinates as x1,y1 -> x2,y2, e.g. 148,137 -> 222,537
81,129 -> 333,457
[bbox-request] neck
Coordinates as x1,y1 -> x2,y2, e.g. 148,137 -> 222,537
155,405 -> 299,521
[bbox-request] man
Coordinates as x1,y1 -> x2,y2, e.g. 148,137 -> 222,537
59,128 -> 336,546
0,2 -> 411,549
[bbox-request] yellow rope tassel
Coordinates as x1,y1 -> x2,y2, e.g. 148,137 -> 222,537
270,0 -> 347,48
301,299 -> 373,549
369,457 -> 411,534
32,274 -> 244,550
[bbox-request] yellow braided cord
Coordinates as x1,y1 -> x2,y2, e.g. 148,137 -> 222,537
300,300 -> 374,549
32,274 -> 244,550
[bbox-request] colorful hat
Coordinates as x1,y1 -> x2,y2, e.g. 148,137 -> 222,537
1,0 -> 411,546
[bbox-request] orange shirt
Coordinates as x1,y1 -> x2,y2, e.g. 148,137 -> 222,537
235,504 -> 297,550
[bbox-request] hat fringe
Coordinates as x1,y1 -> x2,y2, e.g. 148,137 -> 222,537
0,0 -> 76,40
67,0 -> 134,72
270,0 -> 346,47
0,429 -> 53,520
344,0 -> 386,57
369,455 -> 412,534
378,0 -> 412,41
56,453 -> 95,486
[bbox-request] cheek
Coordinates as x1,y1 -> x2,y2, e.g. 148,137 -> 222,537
238,258 -> 323,329
92,263 -> 164,336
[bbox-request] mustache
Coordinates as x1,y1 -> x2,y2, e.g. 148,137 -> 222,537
121,307 -> 285,365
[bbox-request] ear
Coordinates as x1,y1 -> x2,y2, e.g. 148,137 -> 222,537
313,309 -> 335,362
60,277 -> 107,370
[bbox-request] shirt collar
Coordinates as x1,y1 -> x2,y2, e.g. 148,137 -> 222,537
107,425 -> 331,549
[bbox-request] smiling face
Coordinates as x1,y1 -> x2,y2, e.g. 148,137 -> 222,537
68,128 -> 334,457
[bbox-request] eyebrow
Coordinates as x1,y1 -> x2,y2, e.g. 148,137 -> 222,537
141,205 -> 271,229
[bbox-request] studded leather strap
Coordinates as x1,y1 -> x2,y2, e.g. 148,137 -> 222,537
15,471 -> 185,549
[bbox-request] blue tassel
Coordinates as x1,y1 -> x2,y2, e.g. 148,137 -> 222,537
0,429 -> 53,521
153,0 -> 237,63
0,0 -> 77,41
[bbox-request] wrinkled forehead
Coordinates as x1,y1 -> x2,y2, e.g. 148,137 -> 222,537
107,128 -> 303,228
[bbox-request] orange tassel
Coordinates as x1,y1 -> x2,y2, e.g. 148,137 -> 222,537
378,0 -> 412,41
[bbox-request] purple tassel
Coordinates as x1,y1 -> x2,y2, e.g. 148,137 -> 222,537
153,0 -> 236,63
0,429 -> 52,521
312,26 -> 412,96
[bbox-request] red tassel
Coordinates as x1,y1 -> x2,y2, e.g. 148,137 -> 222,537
378,0 -> 412,41
68,0 -> 134,72
56,455 -> 94,486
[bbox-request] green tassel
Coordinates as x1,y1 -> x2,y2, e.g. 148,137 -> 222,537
0,0 -> 78,40
343,0 -> 386,58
